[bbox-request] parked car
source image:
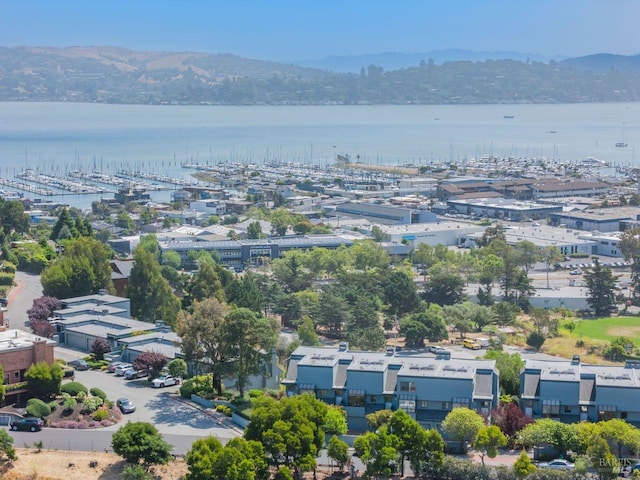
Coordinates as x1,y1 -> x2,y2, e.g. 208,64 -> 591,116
0,298 -> 7,307
106,361 -> 125,373
151,375 -> 180,388
114,363 -> 132,376
116,398 -> 136,414
570,269 -> 582,275
463,339 -> 482,350
124,368 -> 147,380
538,459 -> 575,471
10,417 -> 44,432
68,359 -> 90,371
429,345 -> 450,355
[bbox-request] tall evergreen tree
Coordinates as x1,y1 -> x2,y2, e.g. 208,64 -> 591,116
584,258 -> 618,316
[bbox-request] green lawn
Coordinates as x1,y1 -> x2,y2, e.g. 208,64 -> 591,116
572,316 -> 640,343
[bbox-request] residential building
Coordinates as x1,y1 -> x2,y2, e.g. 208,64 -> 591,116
282,345 -> 499,432
520,357 -> 640,426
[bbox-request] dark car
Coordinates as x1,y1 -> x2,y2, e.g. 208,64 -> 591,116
0,298 -> 7,307
10,417 -> 44,432
68,359 -> 90,371
116,398 -> 136,414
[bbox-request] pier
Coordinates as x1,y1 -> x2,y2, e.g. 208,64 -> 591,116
16,170 -> 111,195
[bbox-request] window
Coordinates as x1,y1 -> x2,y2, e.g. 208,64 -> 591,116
621,412 -> 628,420
298,384 -> 315,396
14,372 -> 19,379
564,406 -> 572,413
399,381 -> 416,392
442,402 -> 450,410
420,400 -> 428,409
598,406 -> 616,421
525,400 -> 533,408
3,374 -> 8,385
452,397 -> 470,409
348,389 -> 365,407
542,399 -> 560,418
319,389 -> 327,397
369,395 -> 377,403
580,406 -> 588,413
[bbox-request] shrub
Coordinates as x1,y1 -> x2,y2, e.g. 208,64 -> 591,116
48,400 -> 58,412
179,374 -> 215,399
26,398 -> 51,418
121,463 -> 154,480
248,389 -> 263,398
0,273 -> 14,285
76,391 -> 86,402
526,331 -> 546,351
63,397 -> 77,412
575,339 -> 585,348
90,388 -> 107,401
93,408 -> 108,421
60,381 -> 88,396
83,397 -> 103,413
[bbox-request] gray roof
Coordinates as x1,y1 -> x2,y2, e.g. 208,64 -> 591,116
473,372 -> 494,400
384,369 -> 399,394
282,358 -> 300,384
580,377 -> 596,404
334,363 -> 348,389
522,372 -> 541,399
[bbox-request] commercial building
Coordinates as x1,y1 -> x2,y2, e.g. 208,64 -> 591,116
282,345 -> 499,432
549,207 -> 640,232
0,328 -> 56,403
447,198 -> 562,222
521,357 -> 640,426
371,222 -> 486,248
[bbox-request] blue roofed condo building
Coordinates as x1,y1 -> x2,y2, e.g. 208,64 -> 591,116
282,344 -> 499,432
520,356 -> 640,426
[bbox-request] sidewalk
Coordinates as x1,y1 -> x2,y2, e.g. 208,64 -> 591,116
167,392 -> 244,435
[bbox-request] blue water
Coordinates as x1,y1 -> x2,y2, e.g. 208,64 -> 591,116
0,102 -> 639,208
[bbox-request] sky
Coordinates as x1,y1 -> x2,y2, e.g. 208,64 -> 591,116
1,0 -> 639,62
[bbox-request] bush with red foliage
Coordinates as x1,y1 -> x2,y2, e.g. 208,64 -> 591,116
27,296 -> 62,323
133,351 -> 168,377
491,401 -> 533,445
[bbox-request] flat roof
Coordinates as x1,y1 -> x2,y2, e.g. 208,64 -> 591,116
379,221 -> 485,235
0,329 -> 56,352
552,207 -> 640,222
504,225 -> 596,247
448,198 -> 558,211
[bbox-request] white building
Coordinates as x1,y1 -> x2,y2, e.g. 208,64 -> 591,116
188,199 -> 227,216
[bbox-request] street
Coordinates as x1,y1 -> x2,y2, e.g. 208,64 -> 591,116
5,271 -> 241,455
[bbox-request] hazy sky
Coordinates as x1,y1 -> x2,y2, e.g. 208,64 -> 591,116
1,0 -> 639,61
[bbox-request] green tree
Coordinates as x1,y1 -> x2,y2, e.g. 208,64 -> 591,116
381,268 -> 420,318
371,225 -> 389,243
126,248 -> 181,326
484,350 -> 524,396
0,428 -> 17,462
327,435 -> 349,472
270,208 -> 293,237
473,425 -> 507,467
271,250 -> 314,293
584,258 -> 619,316
588,436 -> 618,480
517,418 -> 577,457
111,421 -> 172,467
297,317 -> 319,346
423,268 -> 466,306
400,304 -> 448,347
245,395 -> 328,477
50,208 -> 78,241
441,407 -> 485,453
351,239 -> 389,271
176,298 -> 230,396
247,221 -> 263,239
25,361 -> 63,399
186,436 -> 268,480
188,261 -> 225,304
162,250 -> 182,270
526,331 -> 546,351
221,308 -> 277,397
354,427 -> 401,478
515,240 -> 540,273
0,199 -> 29,241
513,450 -> 536,478
324,406 -> 348,436
492,301 -> 518,327
540,246 -> 564,289
0,364 -> 4,406
619,227 -> 640,304
345,326 -> 386,351
167,358 -> 188,379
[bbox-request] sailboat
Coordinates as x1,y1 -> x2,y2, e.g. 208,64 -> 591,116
616,130 -> 628,148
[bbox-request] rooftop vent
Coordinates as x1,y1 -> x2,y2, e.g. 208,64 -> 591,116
385,346 -> 395,356
571,355 -> 581,365
338,342 -> 349,352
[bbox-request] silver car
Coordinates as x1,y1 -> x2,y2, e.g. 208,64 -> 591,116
116,398 -> 136,414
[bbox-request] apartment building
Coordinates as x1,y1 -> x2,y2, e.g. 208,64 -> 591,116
282,344 -> 499,432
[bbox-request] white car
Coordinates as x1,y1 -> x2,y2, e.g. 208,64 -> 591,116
538,459 -> 575,471
114,363 -> 132,376
151,375 -> 180,388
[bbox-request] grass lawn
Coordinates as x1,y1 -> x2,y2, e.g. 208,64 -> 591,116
572,316 -> 640,343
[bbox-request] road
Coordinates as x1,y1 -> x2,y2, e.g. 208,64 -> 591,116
6,271 -> 242,455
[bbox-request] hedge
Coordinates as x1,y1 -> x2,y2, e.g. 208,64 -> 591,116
89,388 -> 107,401
60,381 -> 88,396
26,398 -> 51,418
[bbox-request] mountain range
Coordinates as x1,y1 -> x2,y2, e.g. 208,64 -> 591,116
1,46 -> 639,105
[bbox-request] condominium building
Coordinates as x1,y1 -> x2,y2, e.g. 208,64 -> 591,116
282,344 -> 499,432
